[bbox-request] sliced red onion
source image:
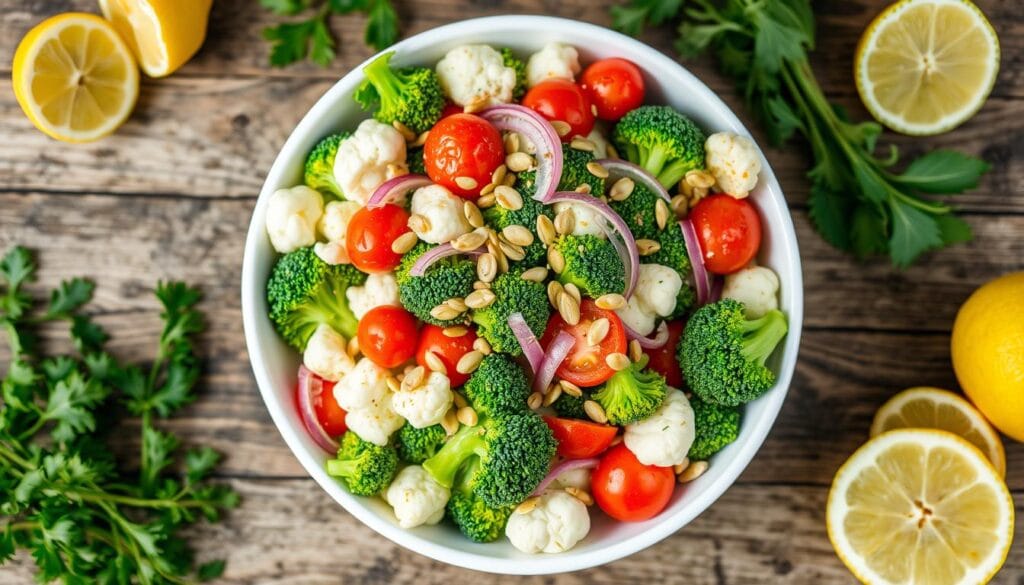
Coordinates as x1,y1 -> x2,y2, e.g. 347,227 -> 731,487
531,457 -> 600,497
533,331 -> 574,395
709,276 -> 724,303
547,192 -> 639,298
479,105 -> 562,202
679,219 -> 710,305
597,159 -> 671,203
297,365 -> 340,453
508,312 -> 544,373
409,243 -> 484,277
623,320 -> 670,349
366,174 -> 433,209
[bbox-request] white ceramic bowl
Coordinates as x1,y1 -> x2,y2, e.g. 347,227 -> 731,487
242,15 -> 803,575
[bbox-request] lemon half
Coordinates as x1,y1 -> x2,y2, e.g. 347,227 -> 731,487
855,0 -> 1000,136
98,0 -> 212,78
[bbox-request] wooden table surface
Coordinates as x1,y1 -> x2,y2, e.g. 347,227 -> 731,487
1,0 -> 1022,582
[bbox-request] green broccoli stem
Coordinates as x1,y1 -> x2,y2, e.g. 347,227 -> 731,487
422,424 -> 487,488
307,278 -> 359,340
739,310 -> 788,366
363,54 -> 405,110
326,458 -> 359,478
657,159 -> 694,190
641,144 -> 670,181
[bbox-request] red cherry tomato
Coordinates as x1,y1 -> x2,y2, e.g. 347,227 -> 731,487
440,102 -> 463,119
345,204 -> 410,273
522,79 -> 595,141
591,444 -> 675,522
580,58 -> 646,121
423,113 -> 504,198
301,378 -> 347,437
543,416 -> 618,459
357,306 -> 419,368
642,320 -> 686,388
689,194 -> 762,275
416,324 -> 478,387
540,299 -> 627,387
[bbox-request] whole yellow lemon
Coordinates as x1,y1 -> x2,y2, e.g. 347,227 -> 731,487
951,272 -> 1024,441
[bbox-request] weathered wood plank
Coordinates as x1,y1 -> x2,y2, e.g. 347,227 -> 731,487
0,480 -> 1021,584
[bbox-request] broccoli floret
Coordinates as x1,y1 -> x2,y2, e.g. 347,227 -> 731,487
614,106 -> 707,189
326,432 -> 399,496
470,269 -> 549,356
267,247 -> 367,350
304,132 -> 349,199
552,390 -> 589,419
482,195 -> 553,267
446,460 -> 515,542
396,423 -> 447,464
516,144 -> 605,197
688,397 -> 741,460
354,51 -> 445,134
407,147 -> 426,176
502,48 -> 527,101
592,357 -> 667,425
679,299 -> 788,407
462,354 -> 530,416
396,242 -> 476,326
552,234 -> 625,297
423,413 -> 555,508
609,180 -> 664,241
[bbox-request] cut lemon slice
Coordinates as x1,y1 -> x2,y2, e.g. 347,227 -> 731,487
870,387 -> 1005,476
98,0 -> 212,78
855,0 -> 1000,136
828,429 -> 1014,585
12,13 -> 139,143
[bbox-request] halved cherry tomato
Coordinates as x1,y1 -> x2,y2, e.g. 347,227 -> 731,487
358,306 -> 419,368
642,320 -> 686,388
580,58 -> 645,121
689,194 -> 762,275
543,416 -> 618,459
423,113 -> 504,198
591,444 -> 675,522
540,299 -> 627,387
296,376 -> 347,437
522,79 -> 595,141
346,204 -> 410,273
416,324 -> 478,387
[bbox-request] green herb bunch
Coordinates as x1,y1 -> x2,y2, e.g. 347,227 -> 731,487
612,0 -> 990,267
0,247 -> 238,583
261,0 -> 399,67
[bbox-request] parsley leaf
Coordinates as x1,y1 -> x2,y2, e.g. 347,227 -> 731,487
895,150 -> 991,194
261,0 -> 399,66
364,0 -> 398,51
46,279 -> 94,318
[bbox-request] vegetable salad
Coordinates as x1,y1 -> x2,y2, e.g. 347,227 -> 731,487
264,42 -> 788,554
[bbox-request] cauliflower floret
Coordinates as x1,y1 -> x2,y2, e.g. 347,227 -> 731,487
345,399 -> 404,446
634,264 -> 683,318
320,200 -> 362,243
615,294 -> 656,336
409,184 -> 473,244
385,465 -> 451,528
436,45 -> 516,108
302,324 -> 354,382
391,371 -> 454,429
586,129 -> 610,159
552,202 -> 606,238
624,389 -> 695,467
722,265 -> 780,319
346,272 -> 400,319
525,42 -> 581,87
333,119 -> 407,205
265,185 -> 323,253
505,490 -> 591,554
553,466 -> 591,492
333,357 -> 390,412
313,241 -> 349,265
705,132 -> 762,198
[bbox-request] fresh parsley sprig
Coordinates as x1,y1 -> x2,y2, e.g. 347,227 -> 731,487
0,247 -> 237,583
612,0 -> 990,267
261,0 -> 399,67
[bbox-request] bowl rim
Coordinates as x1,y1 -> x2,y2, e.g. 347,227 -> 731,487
241,14 -> 804,575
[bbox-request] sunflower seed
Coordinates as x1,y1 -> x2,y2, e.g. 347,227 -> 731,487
465,288 -> 496,309
505,152 -> 534,173
346,336 -> 360,358
463,96 -> 489,114
463,201 -> 484,228
692,186 -> 709,199
520,266 -> 548,282
595,293 -> 627,311
560,379 -> 582,397
609,177 -> 635,201
476,194 -> 496,208
543,384 -> 562,406
655,198 -> 670,230
444,297 -> 468,313
487,241 -> 508,273
515,496 -> 540,515
443,326 -> 468,338
386,163 -> 407,180
587,318 -> 610,346
473,337 -> 492,355
558,293 -> 580,326
494,185 -> 524,211
685,169 -> 715,189
403,366 -> 426,391
584,400 -> 608,424
453,230 -> 488,252
452,392 -> 468,409
677,460 -> 708,483
537,215 -> 557,246
606,143 -> 620,160
565,487 -> 593,506
563,283 -> 581,304
586,161 -> 609,179
441,408 -> 460,436
636,239 -> 662,256
554,208 -> 575,235
547,280 -> 564,308
503,132 -> 520,154
472,280 -> 491,290
477,253 -> 497,283
392,120 -> 416,142
456,350 -> 484,375
673,458 -> 691,476
570,137 -> 596,152
480,182 -> 497,196
504,173 -> 516,187
502,224 -> 534,247
386,376 -> 401,393
408,214 -> 431,236
629,339 -> 643,363
527,392 -> 543,410
551,120 -> 572,137
455,176 -> 478,191
412,130 -> 430,147
547,247 -> 565,274
430,304 -> 461,321
605,352 -> 630,371
423,351 -> 447,374
457,406 -> 478,427
575,183 -> 592,194
670,194 -> 689,216
391,231 -> 419,255
491,164 -> 507,186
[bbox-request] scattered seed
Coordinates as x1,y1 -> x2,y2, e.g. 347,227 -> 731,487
473,337 -> 492,355
465,288 -> 496,309
586,161 -> 609,179
560,379 -> 582,397
424,350 -> 447,374
392,120 -> 416,142
670,194 -> 689,216
463,96 -> 489,114
677,460 -> 709,483
408,214 -> 431,235
480,182 -> 497,196
430,304 -> 461,321
443,326 -> 468,338
503,224 -> 534,247
587,318 -> 610,346
403,366 -> 426,391
692,186 -> 709,200
559,293 -> 581,326
487,241 -> 507,272
453,230 -> 488,252
477,253 -> 497,283
673,458 -> 691,476
503,132 -> 520,154
629,339 -> 643,363
491,164 -> 507,186
455,176 -> 478,191
391,231 -> 419,255
547,280 -> 564,308
575,183 -> 592,194
493,185 -> 524,211
457,406 -> 478,427
636,239 -> 662,256
472,280 -> 492,290
453,392 -> 468,409
527,392 -> 543,410
346,336 -> 360,358
505,152 -> 534,173
563,283 -> 581,304
516,496 -> 540,515
444,297 -> 468,313
547,247 -> 565,274
570,137 -> 596,152
565,487 -> 594,506
554,208 -> 576,235
685,169 -> 715,189
413,130 -> 430,147
441,408 -> 460,436
655,199 -> 670,230
606,143 -> 620,160
537,215 -> 557,246
520,266 -> 548,282
501,241 -> 527,261
503,172 -> 516,187
464,201 -> 484,228
456,350 -> 484,375
386,163 -> 407,180
584,400 -> 608,424
386,376 -> 401,393
543,384 -> 562,406
609,177 -> 635,201
476,194 -> 496,208
605,352 -> 630,371
551,120 -> 572,137
595,293 -> 626,311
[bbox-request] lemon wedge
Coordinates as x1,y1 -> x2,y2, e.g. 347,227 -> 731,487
828,429 -> 1014,585
12,13 -> 139,143
854,0 -> 1000,136
870,387 -> 1005,476
98,0 -> 212,78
